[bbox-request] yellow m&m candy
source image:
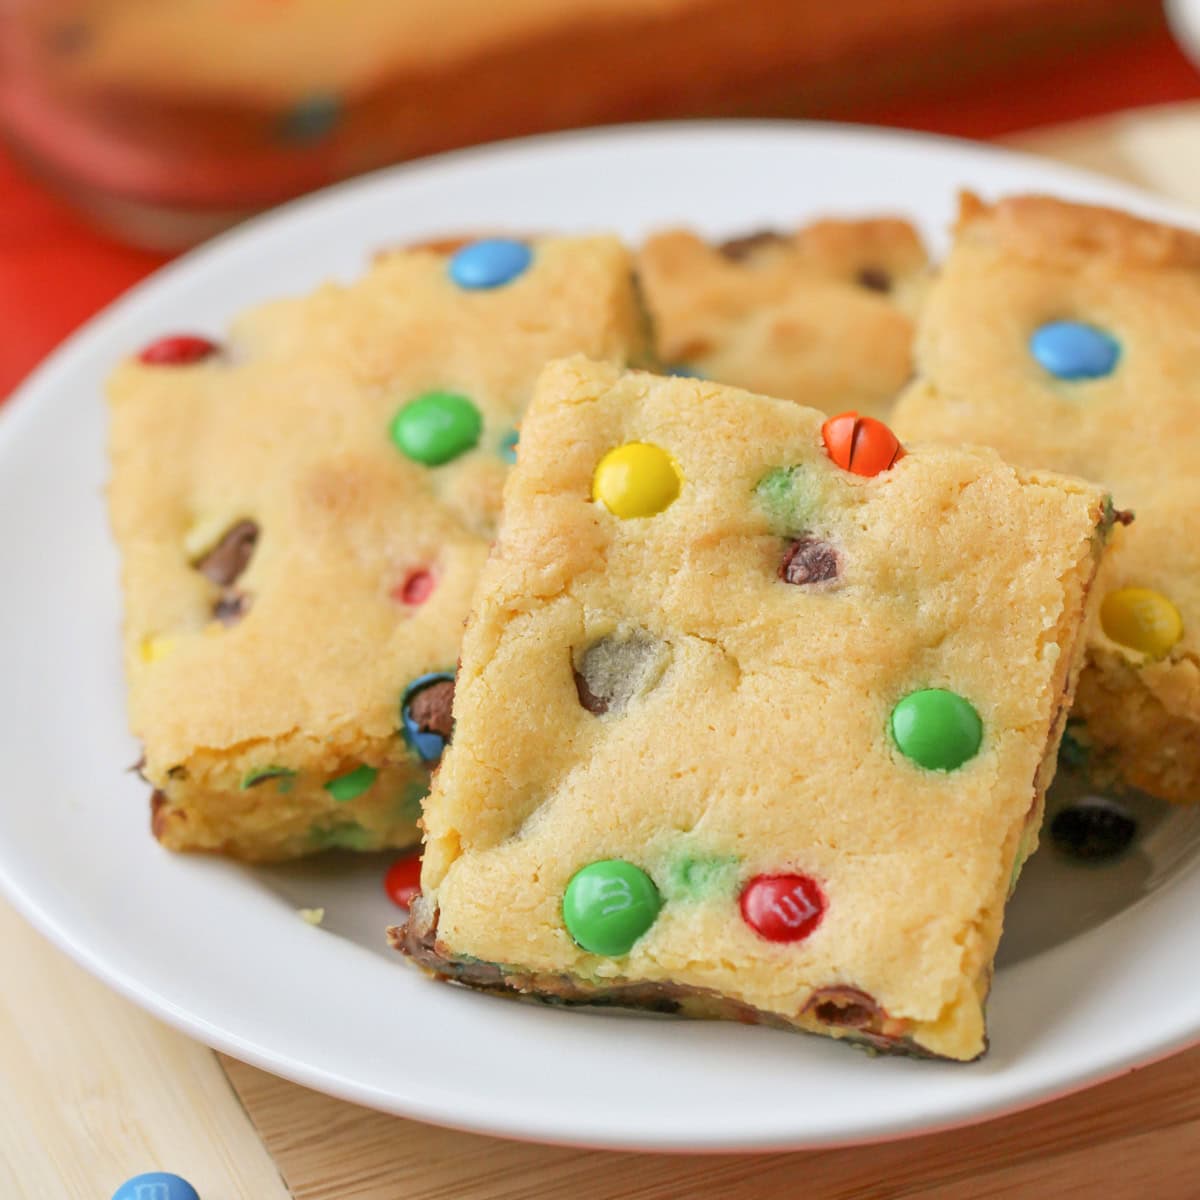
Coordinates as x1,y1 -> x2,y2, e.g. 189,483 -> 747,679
139,635 -> 176,664
1100,587 -> 1182,659
592,442 -> 681,519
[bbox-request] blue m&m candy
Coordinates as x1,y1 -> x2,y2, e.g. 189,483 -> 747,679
112,1172 -> 200,1200
1030,320 -> 1119,380
401,672 -> 456,762
449,239 -> 532,289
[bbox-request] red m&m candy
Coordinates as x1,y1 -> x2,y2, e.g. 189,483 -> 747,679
138,334 -> 220,365
393,568 -> 436,606
384,852 -> 422,909
821,412 -> 903,477
740,873 -> 826,943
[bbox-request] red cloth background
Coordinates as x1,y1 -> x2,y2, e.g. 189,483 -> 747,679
2,24 -> 1198,400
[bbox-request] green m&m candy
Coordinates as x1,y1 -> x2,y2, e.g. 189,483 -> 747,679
891,688 -> 983,771
562,859 -> 661,956
323,764 -> 378,802
390,391 -> 482,466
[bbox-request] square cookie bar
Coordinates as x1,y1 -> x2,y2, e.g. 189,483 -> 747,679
893,193 -> 1200,803
637,218 -> 927,416
395,356 -> 1112,1061
108,237 -> 644,861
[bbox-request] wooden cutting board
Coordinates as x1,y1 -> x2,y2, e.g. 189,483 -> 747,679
8,103 -> 1200,1199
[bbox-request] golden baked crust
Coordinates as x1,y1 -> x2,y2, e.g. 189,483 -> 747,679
894,192 -> 1200,802
636,217 -> 927,418
398,357 -> 1108,1061
107,239 -> 643,861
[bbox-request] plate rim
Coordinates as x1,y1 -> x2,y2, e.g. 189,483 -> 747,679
5,117 -> 1200,1152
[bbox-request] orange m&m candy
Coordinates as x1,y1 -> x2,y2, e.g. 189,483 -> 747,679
821,412 -> 904,478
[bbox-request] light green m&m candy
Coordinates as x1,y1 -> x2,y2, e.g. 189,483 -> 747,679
891,688 -> 983,771
562,859 -> 661,956
323,764 -> 378,802
390,391 -> 482,466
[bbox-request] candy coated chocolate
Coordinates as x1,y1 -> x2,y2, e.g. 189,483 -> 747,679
385,852 -> 423,909
323,764 -> 378,803
1029,320 -> 1119,380
112,1173 -> 200,1200
390,391 -> 482,466
740,874 -> 826,943
563,860 -> 661,955
449,239 -> 533,289
402,672 -> 457,761
138,335 -> 218,366
821,412 -> 903,477
891,688 -> 983,771
1100,587 -> 1182,658
592,442 -> 681,518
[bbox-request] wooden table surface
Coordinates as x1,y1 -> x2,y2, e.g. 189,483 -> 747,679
8,105 -> 1200,1197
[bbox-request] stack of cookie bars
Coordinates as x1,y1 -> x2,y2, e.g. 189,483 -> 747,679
110,193 -> 1198,1062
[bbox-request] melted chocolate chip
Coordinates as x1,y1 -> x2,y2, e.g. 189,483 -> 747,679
780,536 -> 839,586
150,789 -> 169,840
856,266 -> 892,293
572,631 -> 669,717
718,230 -> 787,262
408,679 -> 455,741
1049,799 -> 1137,862
804,986 -> 881,1029
573,670 -> 609,715
213,590 -> 249,626
195,520 -> 259,587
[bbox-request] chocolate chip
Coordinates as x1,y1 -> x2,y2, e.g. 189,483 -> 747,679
212,590 -> 249,626
572,631 -> 669,717
1049,799 -> 1137,862
573,670 -> 609,715
409,679 -> 455,741
780,536 -> 839,585
1113,508 -> 1134,526
150,790 -> 169,840
718,230 -> 787,261
194,520 -> 259,587
804,986 -> 881,1029
856,266 -> 892,293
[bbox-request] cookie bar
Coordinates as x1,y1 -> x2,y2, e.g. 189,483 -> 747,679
637,218 -> 927,416
108,238 -> 644,861
892,193 -> 1200,802
394,356 -> 1112,1061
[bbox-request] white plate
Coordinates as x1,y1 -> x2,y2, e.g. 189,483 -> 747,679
4,122 -> 1200,1153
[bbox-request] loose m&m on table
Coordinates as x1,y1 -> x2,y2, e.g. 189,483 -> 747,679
112,1172 -> 200,1200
